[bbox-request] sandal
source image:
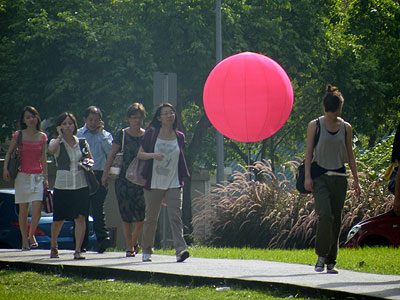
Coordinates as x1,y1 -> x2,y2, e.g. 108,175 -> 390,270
133,244 -> 140,255
50,247 -> 59,258
74,251 -> 85,260
126,250 -> 136,257
29,240 -> 39,249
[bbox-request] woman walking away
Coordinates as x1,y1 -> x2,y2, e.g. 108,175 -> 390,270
102,103 -> 146,257
2,106 -> 48,251
48,112 -> 92,260
137,103 -> 190,263
304,85 -> 360,274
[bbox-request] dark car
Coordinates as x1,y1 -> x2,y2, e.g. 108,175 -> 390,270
344,210 -> 400,248
0,189 -> 97,250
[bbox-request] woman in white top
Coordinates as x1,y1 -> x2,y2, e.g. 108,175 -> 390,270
48,112 -> 93,260
304,85 -> 360,274
137,103 -> 190,263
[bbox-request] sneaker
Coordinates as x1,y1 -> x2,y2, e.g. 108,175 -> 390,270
314,256 -> 325,272
327,263 -> 338,274
176,249 -> 190,262
142,252 -> 152,262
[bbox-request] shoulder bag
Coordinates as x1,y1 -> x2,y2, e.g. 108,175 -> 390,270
78,138 -> 100,195
7,131 -> 23,179
125,130 -> 153,186
109,129 -> 125,177
296,119 -> 320,194
42,187 -> 54,213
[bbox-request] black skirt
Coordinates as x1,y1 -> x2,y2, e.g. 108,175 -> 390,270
53,187 -> 90,221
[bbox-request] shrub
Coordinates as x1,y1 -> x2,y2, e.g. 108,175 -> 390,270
191,160 -> 394,249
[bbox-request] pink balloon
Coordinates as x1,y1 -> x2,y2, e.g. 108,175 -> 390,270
203,52 -> 293,143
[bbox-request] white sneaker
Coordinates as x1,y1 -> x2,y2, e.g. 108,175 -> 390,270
142,252 -> 152,262
327,263 -> 338,274
176,249 -> 189,262
314,256 -> 325,272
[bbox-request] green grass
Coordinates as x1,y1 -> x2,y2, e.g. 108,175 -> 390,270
0,269 -> 325,300
153,246 -> 400,275
1,246 -> 399,300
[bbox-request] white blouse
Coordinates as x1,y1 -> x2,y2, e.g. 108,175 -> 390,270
50,137 -> 88,190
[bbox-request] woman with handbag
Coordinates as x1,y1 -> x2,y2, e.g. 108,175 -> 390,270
304,85 -> 360,274
137,103 -> 190,263
48,112 -> 93,260
2,106 -> 48,251
101,103 -> 146,257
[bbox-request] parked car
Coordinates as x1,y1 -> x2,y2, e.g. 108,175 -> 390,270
344,210 -> 400,248
0,189 -> 97,250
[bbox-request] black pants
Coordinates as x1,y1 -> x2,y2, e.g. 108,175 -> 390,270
75,171 -> 109,249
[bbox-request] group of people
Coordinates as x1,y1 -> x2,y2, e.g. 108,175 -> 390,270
2,85 -> 399,270
2,103 -> 190,262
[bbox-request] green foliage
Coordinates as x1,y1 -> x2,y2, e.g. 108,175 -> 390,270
192,160 -> 394,249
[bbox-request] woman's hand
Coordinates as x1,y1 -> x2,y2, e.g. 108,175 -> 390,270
153,153 -> 164,161
353,181 -> 361,197
56,126 -> 63,138
101,174 -> 108,187
2,169 -> 9,182
304,177 -> 313,193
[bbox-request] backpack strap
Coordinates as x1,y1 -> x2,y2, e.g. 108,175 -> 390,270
313,118 -> 320,148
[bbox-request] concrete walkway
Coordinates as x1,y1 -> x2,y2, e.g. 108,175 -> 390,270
0,249 -> 399,300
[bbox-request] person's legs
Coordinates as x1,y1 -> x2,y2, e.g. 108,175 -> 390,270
164,188 -> 187,255
141,189 -> 164,254
327,176 -> 347,264
122,221 -> 133,251
18,203 -> 29,249
28,200 -> 42,247
74,215 -> 86,254
313,175 -> 334,259
132,221 -> 144,252
51,220 -> 64,248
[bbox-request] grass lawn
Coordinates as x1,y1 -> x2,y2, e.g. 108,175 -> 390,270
1,246 -> 398,300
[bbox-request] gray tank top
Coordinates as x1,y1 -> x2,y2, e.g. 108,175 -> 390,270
313,116 -> 348,170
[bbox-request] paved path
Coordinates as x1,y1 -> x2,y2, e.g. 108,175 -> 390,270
0,249 -> 399,299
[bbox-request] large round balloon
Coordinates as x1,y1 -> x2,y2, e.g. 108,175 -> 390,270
203,52 -> 293,143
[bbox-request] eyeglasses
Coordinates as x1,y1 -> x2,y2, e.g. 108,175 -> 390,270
160,112 -> 175,116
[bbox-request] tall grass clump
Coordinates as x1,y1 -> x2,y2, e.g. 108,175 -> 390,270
192,160 -> 394,249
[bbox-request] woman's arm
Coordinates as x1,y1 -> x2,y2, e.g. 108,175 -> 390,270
137,146 -> 164,161
304,120 -> 317,192
42,136 -> 49,187
101,143 -> 120,186
345,123 -> 361,196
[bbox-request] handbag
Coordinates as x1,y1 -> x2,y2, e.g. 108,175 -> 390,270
388,166 -> 398,195
79,139 -> 100,196
109,129 -> 125,177
7,131 -> 23,179
296,119 -> 320,194
125,157 -> 146,186
42,187 -> 54,213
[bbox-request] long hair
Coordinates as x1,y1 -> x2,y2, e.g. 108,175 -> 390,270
54,112 -> 78,137
19,106 -> 42,131
149,103 -> 178,129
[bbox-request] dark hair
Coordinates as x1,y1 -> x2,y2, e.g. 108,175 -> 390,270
322,84 -> 344,113
149,103 -> 178,129
54,112 -> 78,136
19,106 -> 42,131
84,106 -> 102,119
126,102 -> 146,119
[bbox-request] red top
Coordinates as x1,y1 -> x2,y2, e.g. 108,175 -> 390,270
13,131 -> 48,174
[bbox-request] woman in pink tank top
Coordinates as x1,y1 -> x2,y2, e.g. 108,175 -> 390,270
2,106 -> 48,251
